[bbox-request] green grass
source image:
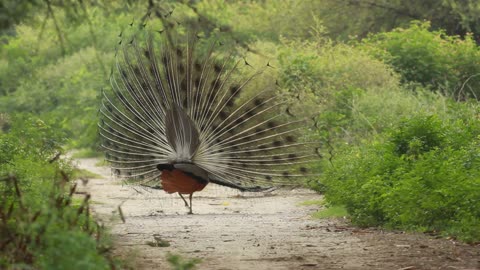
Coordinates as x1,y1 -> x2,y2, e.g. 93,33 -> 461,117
70,148 -> 103,159
312,205 -> 349,219
95,159 -> 109,167
299,199 -> 348,219
72,168 -> 103,179
298,199 -> 326,206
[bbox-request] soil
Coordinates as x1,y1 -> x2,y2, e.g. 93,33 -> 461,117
75,158 -> 480,270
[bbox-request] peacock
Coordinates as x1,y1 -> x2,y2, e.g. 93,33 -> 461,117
99,20 -> 321,214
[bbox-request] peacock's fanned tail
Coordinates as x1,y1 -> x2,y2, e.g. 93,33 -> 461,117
99,29 -> 321,191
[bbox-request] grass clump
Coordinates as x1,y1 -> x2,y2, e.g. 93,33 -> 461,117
298,199 -> 326,207
312,206 -> 349,219
72,168 -> 104,179
299,199 -> 347,219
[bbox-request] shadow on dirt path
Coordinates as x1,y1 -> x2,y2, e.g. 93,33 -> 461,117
75,158 -> 479,270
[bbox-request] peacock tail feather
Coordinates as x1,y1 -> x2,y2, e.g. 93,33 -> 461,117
99,20 -> 321,191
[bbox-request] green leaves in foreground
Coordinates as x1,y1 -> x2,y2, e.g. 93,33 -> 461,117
0,116 -> 121,269
0,173 -> 119,270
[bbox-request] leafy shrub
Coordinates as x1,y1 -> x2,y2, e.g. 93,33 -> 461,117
350,86 -> 449,136
274,35 -> 454,150
317,113 -> 480,242
278,38 -> 399,99
275,38 -> 404,142
0,115 -> 121,269
360,21 -> 480,100
390,115 -> 445,156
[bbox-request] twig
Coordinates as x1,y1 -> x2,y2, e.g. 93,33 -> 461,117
78,1 -> 108,77
10,175 -> 24,209
35,11 -> 50,54
457,73 -> 480,101
344,0 -> 422,20
45,0 -> 66,55
48,152 -> 61,163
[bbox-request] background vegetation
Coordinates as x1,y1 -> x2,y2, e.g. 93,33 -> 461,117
1,0 -> 479,267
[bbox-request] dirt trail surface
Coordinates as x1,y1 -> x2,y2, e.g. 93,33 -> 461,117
76,158 -> 479,270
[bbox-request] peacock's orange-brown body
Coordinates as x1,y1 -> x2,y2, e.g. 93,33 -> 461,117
161,169 -> 207,195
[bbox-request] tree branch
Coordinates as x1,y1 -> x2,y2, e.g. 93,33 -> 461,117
44,0 -> 66,56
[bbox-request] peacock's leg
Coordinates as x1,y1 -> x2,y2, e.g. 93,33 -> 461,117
178,193 -> 189,208
188,193 -> 193,215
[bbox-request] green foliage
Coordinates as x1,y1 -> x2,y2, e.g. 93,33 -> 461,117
317,0 -> 480,41
317,113 -> 480,242
35,230 -> 109,270
312,205 -> 348,219
360,21 -> 480,99
0,0 -> 39,31
195,0 -> 480,46
299,199 -> 348,219
298,199 -> 326,207
194,0 -> 326,42
276,37 -> 403,141
0,114 -> 66,163
72,168 -> 103,179
0,115 -> 71,210
0,0 -> 128,33
278,38 -> 398,97
70,148 -> 103,159
390,115 -> 445,156
167,253 -> 201,270
0,116 -> 121,269
0,2 -> 145,149
274,35 -> 453,147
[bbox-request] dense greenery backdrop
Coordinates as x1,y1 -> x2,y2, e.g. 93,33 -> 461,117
1,0 -> 479,268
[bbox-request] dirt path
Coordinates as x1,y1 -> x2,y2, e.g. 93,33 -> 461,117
75,158 -> 479,270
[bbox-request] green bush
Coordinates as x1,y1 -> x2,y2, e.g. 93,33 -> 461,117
278,38 -> 399,99
390,115 -> 445,156
0,115 -> 120,269
360,21 -> 480,100
275,38 -> 403,141
274,36 -> 454,148
317,113 -> 480,242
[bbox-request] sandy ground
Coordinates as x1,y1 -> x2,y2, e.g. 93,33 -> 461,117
75,158 -> 480,270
